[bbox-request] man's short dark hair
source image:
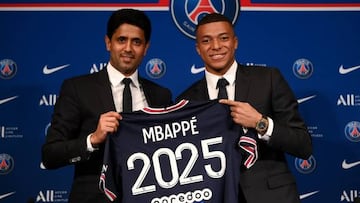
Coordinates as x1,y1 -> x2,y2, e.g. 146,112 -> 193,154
196,13 -> 233,32
107,8 -> 151,43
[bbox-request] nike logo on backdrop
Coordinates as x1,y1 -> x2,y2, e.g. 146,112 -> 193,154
43,64 -> 70,74
339,64 -> 360,74
300,191 -> 319,200
342,159 -> 360,169
190,64 -> 205,74
40,162 -> 46,169
0,192 -> 16,200
297,95 -> 316,104
0,96 -> 18,105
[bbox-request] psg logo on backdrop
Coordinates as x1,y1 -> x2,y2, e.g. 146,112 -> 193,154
170,0 -> 240,39
344,121 -> 360,142
145,58 -> 166,79
292,58 -> 313,79
0,59 -> 17,79
294,155 -> 316,174
0,153 -> 14,175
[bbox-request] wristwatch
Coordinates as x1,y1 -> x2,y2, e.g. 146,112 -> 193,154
255,115 -> 269,135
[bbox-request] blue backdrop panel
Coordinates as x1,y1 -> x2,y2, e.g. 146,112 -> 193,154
1,0 -> 359,202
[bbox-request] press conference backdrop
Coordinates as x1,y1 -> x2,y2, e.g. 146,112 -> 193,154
0,0 -> 359,202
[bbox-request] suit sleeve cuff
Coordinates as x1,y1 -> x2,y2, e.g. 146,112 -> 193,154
86,133 -> 99,152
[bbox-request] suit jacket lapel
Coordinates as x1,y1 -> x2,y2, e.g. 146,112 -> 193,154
140,77 -> 155,106
235,64 -> 251,102
193,78 -> 210,100
94,69 -> 116,111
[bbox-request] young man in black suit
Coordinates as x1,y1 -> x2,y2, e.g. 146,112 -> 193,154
41,9 -> 172,203
176,13 -> 312,203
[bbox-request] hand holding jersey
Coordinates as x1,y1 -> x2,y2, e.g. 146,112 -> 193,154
90,112 -> 122,146
99,100 -> 258,202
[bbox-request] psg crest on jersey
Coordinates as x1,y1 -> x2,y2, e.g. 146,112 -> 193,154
170,0 -> 240,39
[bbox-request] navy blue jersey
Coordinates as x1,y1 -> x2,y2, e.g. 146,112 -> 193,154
100,100 -> 253,203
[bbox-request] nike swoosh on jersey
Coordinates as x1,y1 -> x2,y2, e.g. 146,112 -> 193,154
297,95 -> 316,104
0,192 -> 16,200
190,64 -> 205,74
0,96 -> 18,105
43,64 -> 70,74
299,191 -> 319,200
342,159 -> 360,169
339,64 -> 360,74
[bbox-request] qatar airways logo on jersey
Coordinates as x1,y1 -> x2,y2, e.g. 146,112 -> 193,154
170,0 -> 239,39
142,116 -> 199,144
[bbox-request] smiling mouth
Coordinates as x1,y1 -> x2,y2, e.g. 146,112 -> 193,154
121,55 -> 134,62
121,52 -> 134,58
210,53 -> 226,60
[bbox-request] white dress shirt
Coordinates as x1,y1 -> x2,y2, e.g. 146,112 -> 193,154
107,63 -> 148,112
205,61 -> 237,100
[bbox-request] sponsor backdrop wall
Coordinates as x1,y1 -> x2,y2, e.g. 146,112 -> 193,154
1,0 -> 359,202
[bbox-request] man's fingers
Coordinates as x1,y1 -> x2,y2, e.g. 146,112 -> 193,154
219,99 -> 238,106
106,111 -> 121,119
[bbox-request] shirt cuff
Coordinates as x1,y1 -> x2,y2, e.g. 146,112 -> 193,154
258,117 -> 274,141
86,133 -> 99,152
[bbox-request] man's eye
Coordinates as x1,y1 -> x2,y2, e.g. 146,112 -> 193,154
133,39 -> 142,45
118,37 -> 126,43
220,36 -> 229,41
201,39 -> 210,43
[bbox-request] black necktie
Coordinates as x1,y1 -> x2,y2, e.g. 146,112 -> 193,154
217,78 -> 229,99
122,78 -> 132,113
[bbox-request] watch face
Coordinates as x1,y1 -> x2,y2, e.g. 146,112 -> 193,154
256,117 -> 268,134
259,121 -> 266,129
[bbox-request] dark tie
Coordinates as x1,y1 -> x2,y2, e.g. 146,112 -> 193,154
122,78 -> 132,113
217,78 -> 229,99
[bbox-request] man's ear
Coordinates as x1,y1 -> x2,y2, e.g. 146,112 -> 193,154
234,36 -> 238,50
105,35 -> 111,51
144,41 -> 150,56
195,43 -> 200,55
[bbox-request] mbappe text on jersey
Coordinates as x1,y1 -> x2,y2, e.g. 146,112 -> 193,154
142,116 -> 199,144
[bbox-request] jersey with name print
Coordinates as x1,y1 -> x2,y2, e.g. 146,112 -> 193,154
100,100 -> 246,203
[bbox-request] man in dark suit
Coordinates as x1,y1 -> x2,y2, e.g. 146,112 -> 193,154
176,13 -> 312,203
41,9 -> 172,203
